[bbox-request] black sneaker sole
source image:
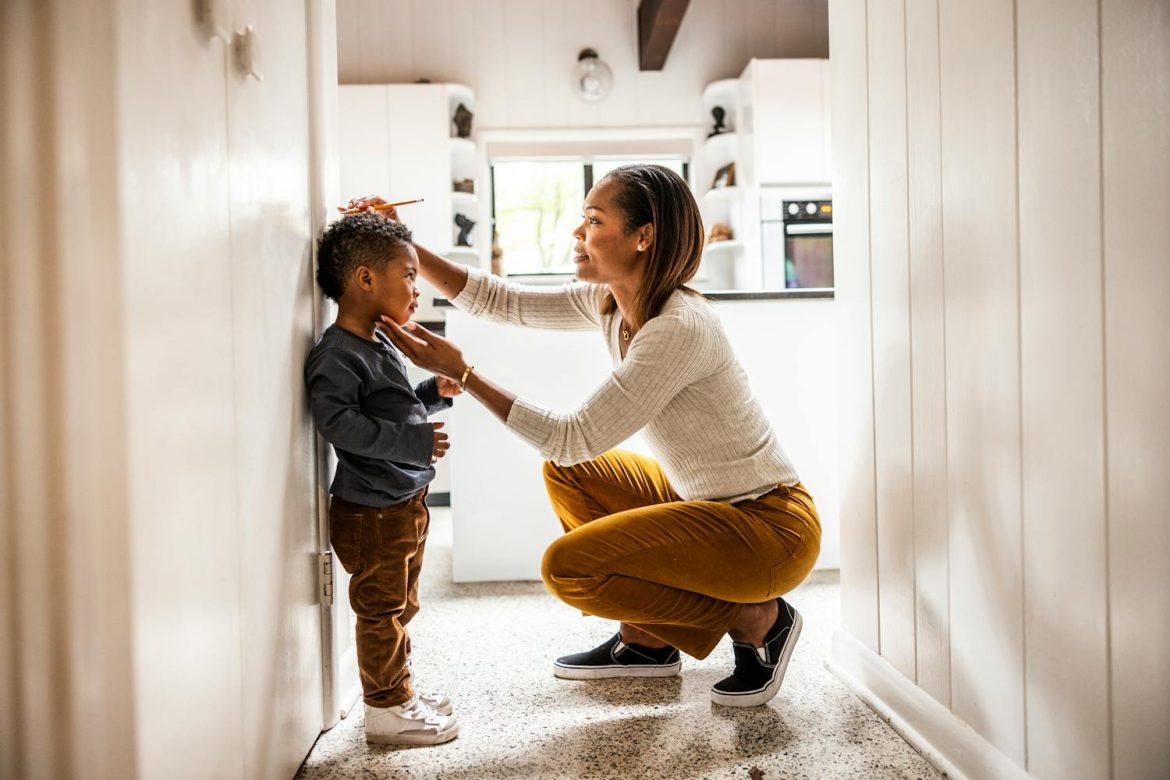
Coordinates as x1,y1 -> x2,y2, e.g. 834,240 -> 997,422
710,608 -> 802,707
553,659 -> 682,680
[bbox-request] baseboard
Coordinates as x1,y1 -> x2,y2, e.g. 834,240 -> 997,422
826,630 -> 1032,780
426,491 -> 450,507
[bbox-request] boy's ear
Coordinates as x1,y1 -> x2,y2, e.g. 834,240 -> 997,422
354,265 -> 375,290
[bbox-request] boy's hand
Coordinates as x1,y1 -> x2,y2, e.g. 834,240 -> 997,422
431,422 -> 449,464
436,375 -> 463,398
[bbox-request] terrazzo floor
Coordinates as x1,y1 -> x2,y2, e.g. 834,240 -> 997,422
297,508 -> 941,780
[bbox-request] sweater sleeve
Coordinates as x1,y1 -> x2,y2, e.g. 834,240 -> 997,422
414,376 -> 453,416
450,266 -> 604,331
504,311 -> 716,465
305,349 -> 434,467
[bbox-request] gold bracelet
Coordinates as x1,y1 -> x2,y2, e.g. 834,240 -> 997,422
459,364 -> 475,390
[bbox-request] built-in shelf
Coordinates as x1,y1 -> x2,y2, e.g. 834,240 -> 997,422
703,185 -> 740,204
447,83 -> 475,111
446,247 -> 479,264
449,137 -> 477,156
450,191 -> 478,211
703,239 -> 743,257
702,131 -> 738,158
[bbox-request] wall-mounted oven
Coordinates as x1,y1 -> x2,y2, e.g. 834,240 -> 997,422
760,187 -> 833,289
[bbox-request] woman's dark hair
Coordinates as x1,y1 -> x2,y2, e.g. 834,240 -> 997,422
315,213 -> 413,302
597,164 -> 704,330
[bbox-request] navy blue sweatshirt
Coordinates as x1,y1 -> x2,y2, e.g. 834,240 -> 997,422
305,324 -> 451,507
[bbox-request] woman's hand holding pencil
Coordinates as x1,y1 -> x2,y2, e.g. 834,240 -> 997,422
337,196 -> 422,217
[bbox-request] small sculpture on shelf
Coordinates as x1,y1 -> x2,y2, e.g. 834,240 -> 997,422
453,103 -> 473,138
706,223 -> 733,244
708,106 -> 728,138
711,161 -> 736,189
453,178 -> 476,194
454,213 -> 476,247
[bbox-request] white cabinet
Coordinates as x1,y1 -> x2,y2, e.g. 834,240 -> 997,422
744,59 -> 833,185
699,59 -> 832,290
338,83 -> 487,321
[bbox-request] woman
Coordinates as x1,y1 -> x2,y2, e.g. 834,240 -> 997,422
352,164 -> 820,708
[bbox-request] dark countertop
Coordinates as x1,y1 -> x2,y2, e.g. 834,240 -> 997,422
431,288 -> 833,307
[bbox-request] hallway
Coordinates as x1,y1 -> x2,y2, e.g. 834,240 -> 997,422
298,509 -> 938,779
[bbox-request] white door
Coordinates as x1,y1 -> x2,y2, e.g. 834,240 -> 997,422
226,0 -> 324,774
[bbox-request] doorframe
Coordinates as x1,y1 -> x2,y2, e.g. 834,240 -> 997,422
304,0 -> 361,729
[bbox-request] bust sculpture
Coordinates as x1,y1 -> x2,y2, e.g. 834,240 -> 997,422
455,213 -> 476,247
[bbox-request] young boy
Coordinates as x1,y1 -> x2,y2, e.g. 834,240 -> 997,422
305,212 -> 461,746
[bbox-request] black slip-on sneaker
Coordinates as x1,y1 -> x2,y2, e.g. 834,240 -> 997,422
554,633 -> 682,680
710,598 -> 803,707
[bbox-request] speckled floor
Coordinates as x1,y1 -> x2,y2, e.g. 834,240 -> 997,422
297,509 -> 941,780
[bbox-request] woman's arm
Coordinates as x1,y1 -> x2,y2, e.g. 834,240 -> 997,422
414,241 -> 470,301
346,196 -> 601,330
379,312 -> 716,466
379,319 -> 516,422
344,196 -> 470,298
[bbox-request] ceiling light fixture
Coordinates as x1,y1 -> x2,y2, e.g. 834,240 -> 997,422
572,48 -> 614,103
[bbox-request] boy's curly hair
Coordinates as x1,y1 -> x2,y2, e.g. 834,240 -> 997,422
315,213 -> 414,302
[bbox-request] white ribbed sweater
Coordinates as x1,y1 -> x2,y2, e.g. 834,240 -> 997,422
451,267 -> 799,502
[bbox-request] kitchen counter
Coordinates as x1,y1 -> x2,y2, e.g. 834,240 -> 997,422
440,295 -> 841,582
432,288 -> 834,307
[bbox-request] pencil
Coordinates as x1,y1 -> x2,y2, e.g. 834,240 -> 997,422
338,198 -> 424,215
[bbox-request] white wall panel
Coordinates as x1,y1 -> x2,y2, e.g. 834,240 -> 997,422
904,0 -> 949,709
938,0 -> 1025,763
866,0 -> 916,680
828,0 -> 879,651
1016,0 -> 1110,776
835,0 -> 1170,775
1102,1 -> 1170,777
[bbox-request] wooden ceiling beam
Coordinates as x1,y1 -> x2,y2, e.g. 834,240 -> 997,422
637,0 -> 691,71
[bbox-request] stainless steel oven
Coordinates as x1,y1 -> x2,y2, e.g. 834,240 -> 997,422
760,188 -> 833,289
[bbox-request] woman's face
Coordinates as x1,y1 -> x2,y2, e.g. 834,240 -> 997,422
572,178 -> 648,287
371,244 -> 421,326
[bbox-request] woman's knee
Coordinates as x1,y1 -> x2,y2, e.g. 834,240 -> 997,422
540,534 -> 586,590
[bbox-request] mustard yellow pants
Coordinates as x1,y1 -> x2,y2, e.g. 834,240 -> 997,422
540,449 -> 821,659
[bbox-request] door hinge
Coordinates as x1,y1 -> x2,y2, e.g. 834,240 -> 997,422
318,551 -> 334,606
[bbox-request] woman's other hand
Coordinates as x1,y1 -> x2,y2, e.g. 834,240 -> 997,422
379,317 -> 468,380
431,421 -> 449,463
435,375 -> 463,398
338,195 -> 400,222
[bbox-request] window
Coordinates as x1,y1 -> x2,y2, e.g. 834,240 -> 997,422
491,157 -> 688,276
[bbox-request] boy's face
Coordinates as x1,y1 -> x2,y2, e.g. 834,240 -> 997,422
353,243 -> 420,326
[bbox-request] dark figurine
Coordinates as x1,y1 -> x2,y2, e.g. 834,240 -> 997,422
453,103 -> 473,138
455,213 -> 476,247
708,106 -> 727,138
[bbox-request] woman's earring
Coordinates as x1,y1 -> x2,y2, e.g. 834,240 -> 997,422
637,244 -> 644,252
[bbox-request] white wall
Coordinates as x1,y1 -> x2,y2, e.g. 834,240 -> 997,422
336,0 -> 827,128
1,1 -> 331,778
829,0 -> 1170,778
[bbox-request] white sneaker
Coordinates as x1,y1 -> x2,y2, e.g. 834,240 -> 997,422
418,689 -> 453,716
406,659 -> 453,715
364,696 -> 459,746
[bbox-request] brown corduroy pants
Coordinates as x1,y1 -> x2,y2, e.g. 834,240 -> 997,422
329,489 -> 430,707
541,449 -> 821,659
